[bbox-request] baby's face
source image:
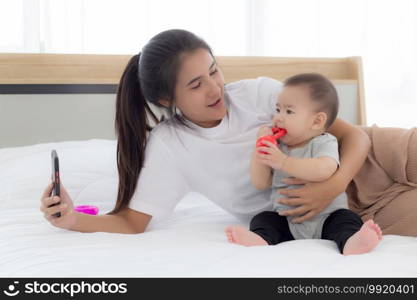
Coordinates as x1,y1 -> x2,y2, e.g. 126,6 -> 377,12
273,85 -> 320,146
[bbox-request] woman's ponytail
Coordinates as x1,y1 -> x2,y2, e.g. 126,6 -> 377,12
108,53 -> 157,214
108,29 -> 213,215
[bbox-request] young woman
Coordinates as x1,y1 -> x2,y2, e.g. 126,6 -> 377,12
39,29 -> 371,234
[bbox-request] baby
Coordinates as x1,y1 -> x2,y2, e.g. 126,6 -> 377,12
225,73 -> 382,255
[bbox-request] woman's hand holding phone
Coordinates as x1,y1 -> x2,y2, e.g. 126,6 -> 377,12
40,182 -> 78,229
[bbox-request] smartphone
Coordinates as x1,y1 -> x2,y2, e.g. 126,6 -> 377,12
50,150 -> 61,218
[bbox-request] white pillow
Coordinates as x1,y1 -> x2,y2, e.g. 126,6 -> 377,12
0,139 -> 118,210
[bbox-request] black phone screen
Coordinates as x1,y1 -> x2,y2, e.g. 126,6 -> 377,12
50,150 -> 61,217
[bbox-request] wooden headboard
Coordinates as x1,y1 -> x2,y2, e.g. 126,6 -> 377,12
0,54 -> 366,148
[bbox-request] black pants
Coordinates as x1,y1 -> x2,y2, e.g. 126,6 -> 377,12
249,209 -> 363,253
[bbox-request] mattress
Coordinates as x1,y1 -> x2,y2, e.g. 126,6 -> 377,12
1,139 -> 416,277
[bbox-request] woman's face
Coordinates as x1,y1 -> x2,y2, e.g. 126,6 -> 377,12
170,48 -> 226,128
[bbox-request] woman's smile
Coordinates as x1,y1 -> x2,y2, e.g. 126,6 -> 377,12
207,97 -> 223,108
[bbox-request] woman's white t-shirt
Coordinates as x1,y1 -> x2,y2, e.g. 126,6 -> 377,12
128,77 -> 283,222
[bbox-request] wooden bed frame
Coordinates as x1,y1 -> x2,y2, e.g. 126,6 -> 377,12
0,54 -> 366,148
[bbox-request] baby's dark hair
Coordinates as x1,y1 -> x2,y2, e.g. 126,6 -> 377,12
284,73 -> 338,129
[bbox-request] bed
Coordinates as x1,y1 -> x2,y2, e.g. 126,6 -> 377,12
1,54 -> 416,277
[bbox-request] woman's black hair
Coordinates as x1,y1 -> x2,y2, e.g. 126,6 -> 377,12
108,29 -> 213,214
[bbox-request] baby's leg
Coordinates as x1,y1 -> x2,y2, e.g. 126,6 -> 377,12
343,219 -> 382,255
225,211 -> 294,247
225,225 -> 267,246
322,209 -> 382,255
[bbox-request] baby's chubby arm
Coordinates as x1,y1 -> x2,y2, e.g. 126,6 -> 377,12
250,126 -> 273,190
257,140 -> 338,182
281,156 -> 338,182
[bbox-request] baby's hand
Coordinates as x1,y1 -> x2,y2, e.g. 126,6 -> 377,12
257,126 -> 273,138
256,140 -> 288,170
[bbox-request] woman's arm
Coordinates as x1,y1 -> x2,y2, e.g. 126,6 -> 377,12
71,208 -> 151,234
40,183 -> 151,234
277,118 -> 371,223
327,118 -> 371,190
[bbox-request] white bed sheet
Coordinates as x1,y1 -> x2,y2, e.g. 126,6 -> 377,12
1,139 -> 416,277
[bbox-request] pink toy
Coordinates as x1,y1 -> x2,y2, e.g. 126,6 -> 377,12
256,127 -> 287,154
74,205 -> 99,215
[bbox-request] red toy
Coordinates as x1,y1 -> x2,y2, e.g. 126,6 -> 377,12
256,127 -> 287,154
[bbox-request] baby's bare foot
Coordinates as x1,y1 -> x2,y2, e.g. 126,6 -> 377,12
224,225 -> 267,247
343,220 -> 382,255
